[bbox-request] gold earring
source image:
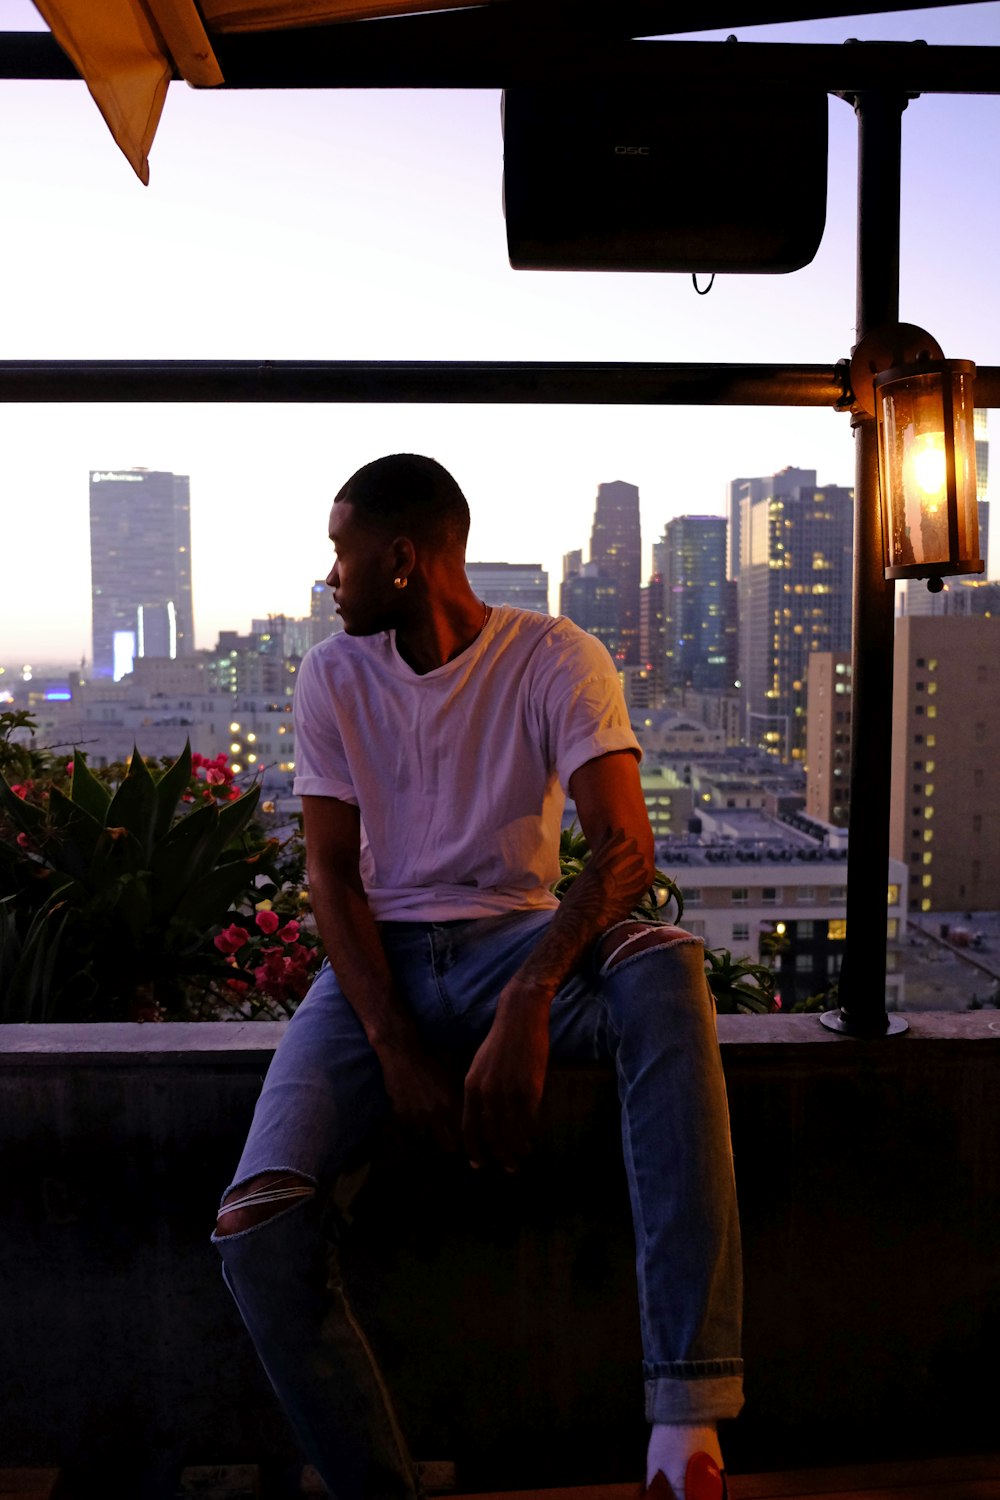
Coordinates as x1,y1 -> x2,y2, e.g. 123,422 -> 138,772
393,576 -> 408,590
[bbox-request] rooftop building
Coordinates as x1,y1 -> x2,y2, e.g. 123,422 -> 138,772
466,561 -> 549,613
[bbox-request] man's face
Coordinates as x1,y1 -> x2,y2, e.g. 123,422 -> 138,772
326,500 -> 401,636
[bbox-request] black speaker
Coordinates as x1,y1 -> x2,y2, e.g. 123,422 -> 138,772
502,81 -> 828,274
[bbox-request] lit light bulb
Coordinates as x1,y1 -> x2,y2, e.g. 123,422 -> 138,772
906,432 -> 947,509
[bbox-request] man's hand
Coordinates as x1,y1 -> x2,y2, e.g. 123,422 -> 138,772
462,987 -> 551,1172
376,1036 -> 462,1155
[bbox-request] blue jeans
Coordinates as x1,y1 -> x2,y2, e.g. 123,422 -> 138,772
214,910 -> 743,1498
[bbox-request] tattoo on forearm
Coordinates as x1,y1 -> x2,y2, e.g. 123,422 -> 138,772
517,829 -> 649,993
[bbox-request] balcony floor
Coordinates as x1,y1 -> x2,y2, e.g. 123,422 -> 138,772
450,1455 -> 1000,1500
4,1455 -> 999,1499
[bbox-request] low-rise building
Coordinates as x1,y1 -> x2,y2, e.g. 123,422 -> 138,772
657,809 -> 907,1011
26,687 -> 296,791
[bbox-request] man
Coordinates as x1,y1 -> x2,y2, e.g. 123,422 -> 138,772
214,454 -> 743,1500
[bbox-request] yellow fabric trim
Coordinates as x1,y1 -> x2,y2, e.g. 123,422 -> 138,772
34,0 -> 222,184
149,0 -> 225,87
201,0 -> 490,35
34,0 -> 494,180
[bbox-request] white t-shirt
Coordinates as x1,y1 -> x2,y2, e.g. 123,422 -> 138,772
293,604 -> 641,921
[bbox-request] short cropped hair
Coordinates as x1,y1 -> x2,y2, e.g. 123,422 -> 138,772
335,454 -> 471,551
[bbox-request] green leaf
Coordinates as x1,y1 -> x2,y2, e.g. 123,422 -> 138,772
0,895 -> 72,1022
152,741 -> 193,841
107,872 -> 154,948
105,747 -> 159,860
149,803 -> 222,917
173,857 -> 262,928
208,783 -> 262,860
47,785 -> 105,875
69,752 -> 112,822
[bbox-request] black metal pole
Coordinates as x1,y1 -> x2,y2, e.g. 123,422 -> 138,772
0,359 -> 844,407
823,89 -> 910,1038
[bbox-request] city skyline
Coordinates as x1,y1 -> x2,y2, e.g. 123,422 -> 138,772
0,3 -> 998,663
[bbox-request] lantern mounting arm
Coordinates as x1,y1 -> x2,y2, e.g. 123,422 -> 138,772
847,323 -> 945,417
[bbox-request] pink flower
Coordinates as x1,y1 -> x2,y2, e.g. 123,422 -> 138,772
255,909 -> 280,935
278,920 -> 300,944
206,767 -> 227,785
65,760 -> 74,776
16,832 -> 30,849
214,923 -> 251,956
215,753 -> 228,765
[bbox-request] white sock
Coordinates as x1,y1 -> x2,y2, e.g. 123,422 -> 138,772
645,1422 -> 723,1495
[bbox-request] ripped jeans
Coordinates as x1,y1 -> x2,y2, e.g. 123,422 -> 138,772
213,909 -> 744,1499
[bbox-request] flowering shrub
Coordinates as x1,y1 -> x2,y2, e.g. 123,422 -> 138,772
202,899 -> 324,1020
0,715 -> 320,1022
186,751 -> 242,804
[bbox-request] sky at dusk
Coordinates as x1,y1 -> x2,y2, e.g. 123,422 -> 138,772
0,1 -> 998,664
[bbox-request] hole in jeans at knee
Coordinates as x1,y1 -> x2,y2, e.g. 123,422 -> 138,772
214,1171 -> 316,1238
598,922 -> 693,973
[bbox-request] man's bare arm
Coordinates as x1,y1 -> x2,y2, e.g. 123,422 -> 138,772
461,750 -> 655,1170
302,795 -> 460,1150
507,749 -> 655,1003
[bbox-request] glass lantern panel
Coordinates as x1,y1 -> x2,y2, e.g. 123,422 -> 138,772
877,368 -> 979,570
952,371 -> 979,559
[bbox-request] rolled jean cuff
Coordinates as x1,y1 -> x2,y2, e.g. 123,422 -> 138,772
644,1368 -> 745,1424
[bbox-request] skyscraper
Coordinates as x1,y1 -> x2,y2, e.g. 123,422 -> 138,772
737,470 -> 854,761
559,562 -> 619,658
639,571 -> 666,703
728,468 -> 816,583
660,515 -> 730,691
466,561 -> 549,612
89,468 -> 194,679
805,651 -> 852,826
890,614 -> 1000,912
310,579 -> 343,646
589,480 -> 641,664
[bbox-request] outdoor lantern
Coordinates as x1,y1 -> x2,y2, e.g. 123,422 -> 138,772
851,326 -> 982,590
875,357 -> 981,588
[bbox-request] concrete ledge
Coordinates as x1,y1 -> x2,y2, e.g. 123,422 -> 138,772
1,1015 -> 997,1491
1,1010 -> 997,1063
